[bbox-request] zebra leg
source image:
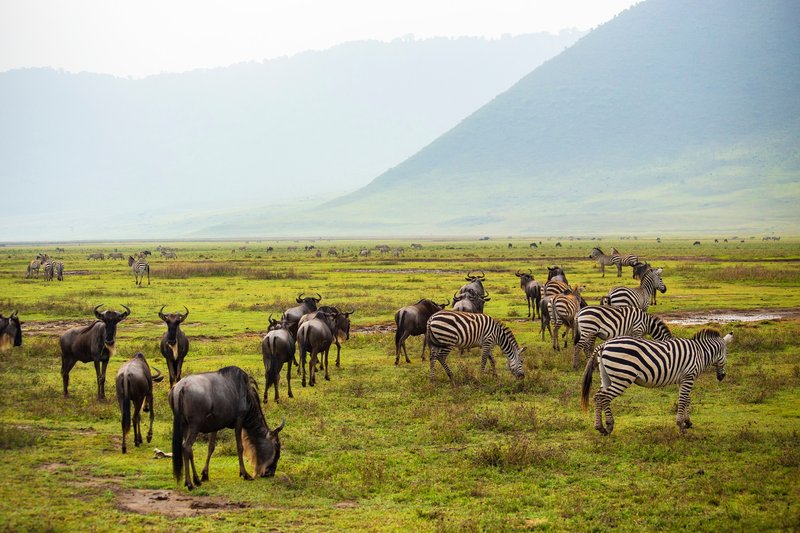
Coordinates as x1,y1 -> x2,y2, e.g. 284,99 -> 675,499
552,323 -> 560,351
593,390 -> 607,434
676,380 -> 695,433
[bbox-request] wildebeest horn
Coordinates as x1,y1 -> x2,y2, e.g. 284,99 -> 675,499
442,298 -> 450,307
120,304 -> 131,319
482,291 -> 491,301
345,308 -> 355,316
11,310 -> 17,318
273,417 -> 286,434
158,305 -> 167,322
179,306 -> 189,322
515,269 -> 522,277
314,293 -> 322,302
94,304 -> 104,319
296,293 -> 305,303
465,270 -> 474,281
151,366 -> 164,383
527,269 -> 532,275
477,271 -> 485,279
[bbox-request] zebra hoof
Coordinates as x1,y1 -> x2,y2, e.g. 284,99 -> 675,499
684,420 -> 693,429
597,427 -> 608,436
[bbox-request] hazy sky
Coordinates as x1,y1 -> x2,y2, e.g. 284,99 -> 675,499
0,0 -> 640,78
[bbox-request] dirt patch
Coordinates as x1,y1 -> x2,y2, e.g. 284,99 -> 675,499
117,489 -> 249,517
660,308 -> 800,326
352,324 -> 394,334
38,462 -> 69,472
333,500 -> 359,509
23,320 -> 171,336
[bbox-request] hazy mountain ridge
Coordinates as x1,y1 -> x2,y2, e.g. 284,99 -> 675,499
0,32 -> 584,239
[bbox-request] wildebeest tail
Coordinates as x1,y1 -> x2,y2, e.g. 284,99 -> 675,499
394,309 -> 406,354
580,349 -> 597,411
171,389 -> 184,482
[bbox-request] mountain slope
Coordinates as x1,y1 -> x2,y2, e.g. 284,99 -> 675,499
324,0 -> 800,235
0,32 -> 583,236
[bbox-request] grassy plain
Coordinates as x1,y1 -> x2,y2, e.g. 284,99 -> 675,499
0,237 -> 798,531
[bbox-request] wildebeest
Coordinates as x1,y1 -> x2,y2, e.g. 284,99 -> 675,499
359,249 -> 371,257
159,306 -> 190,387
116,353 -> 163,453
282,293 -> 322,335
296,310 -> 339,386
304,305 -> 354,368
0,311 -> 22,351
452,290 -> 490,313
87,252 -> 105,260
693,241 -> 701,246
458,271 -> 486,298
60,304 -> 130,399
170,366 -> 284,490
547,266 -> 568,283
515,270 -> 543,319
262,316 -> 297,403
394,298 -> 449,364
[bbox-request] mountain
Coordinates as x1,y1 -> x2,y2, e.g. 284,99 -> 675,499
320,0 -> 800,235
0,32 -> 585,241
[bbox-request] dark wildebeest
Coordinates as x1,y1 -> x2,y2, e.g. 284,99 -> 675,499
60,304 -> 130,400
309,305 -> 354,368
282,293 -> 322,335
115,353 -> 163,453
159,305 -> 190,386
170,366 -> 284,490
458,271 -> 486,298
515,270 -> 543,319
394,298 -> 449,364
0,311 -> 22,352
452,290 -> 491,313
296,310 -> 339,386
547,266 -> 568,284
262,316 -> 297,403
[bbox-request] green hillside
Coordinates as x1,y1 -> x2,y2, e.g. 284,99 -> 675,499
325,0 -> 800,235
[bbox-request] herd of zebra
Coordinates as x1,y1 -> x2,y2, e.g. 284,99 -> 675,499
24,251 -> 152,285
24,253 -> 64,281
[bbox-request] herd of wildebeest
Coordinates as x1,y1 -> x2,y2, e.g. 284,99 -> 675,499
1,245 -> 735,490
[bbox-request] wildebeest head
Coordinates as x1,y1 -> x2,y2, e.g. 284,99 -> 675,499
515,269 -> 533,286
159,305 -> 188,346
547,266 -> 567,282
295,292 -> 322,307
0,311 -> 22,350
464,270 -> 485,282
94,304 -> 130,346
267,314 -> 293,332
244,416 -> 285,478
333,309 -> 355,340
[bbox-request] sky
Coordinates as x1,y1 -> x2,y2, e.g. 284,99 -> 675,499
0,0 -> 640,78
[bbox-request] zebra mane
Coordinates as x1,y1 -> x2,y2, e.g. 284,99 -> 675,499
592,247 -> 604,254
692,328 -> 721,340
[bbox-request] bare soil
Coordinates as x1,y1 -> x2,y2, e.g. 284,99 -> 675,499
116,489 -> 250,517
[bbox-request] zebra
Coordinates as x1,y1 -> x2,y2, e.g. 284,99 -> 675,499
539,279 -> 573,341
610,247 -> 639,276
25,259 -> 40,278
601,267 -> 665,311
55,261 -> 64,281
128,256 -> 150,285
573,306 -> 672,370
633,262 -> 660,305
42,257 -> 55,281
581,329 -> 733,435
548,286 -> 587,352
426,310 -> 525,384
589,247 -> 621,277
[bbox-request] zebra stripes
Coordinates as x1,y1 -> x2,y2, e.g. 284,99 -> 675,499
55,261 -> 64,281
42,258 -> 55,281
539,279 -> 572,341
610,247 -> 639,270
602,267 -> 665,311
426,310 -> 524,383
589,248 -> 622,278
581,329 -> 733,435
574,306 -> 672,370
128,256 -> 150,285
548,286 -> 586,352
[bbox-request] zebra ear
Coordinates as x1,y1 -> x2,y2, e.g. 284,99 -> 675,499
723,333 -> 733,344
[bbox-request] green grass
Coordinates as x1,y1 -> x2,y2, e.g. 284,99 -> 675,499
0,238 -> 798,530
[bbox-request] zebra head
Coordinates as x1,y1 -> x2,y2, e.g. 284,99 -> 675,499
506,345 -> 525,379
651,268 -> 667,293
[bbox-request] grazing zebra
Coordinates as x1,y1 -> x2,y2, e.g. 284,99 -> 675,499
426,310 -> 525,384
601,267 -> 665,311
128,256 -> 150,285
610,247 -> 639,275
589,247 -> 621,278
548,286 -> 586,352
55,261 -> 64,281
25,259 -> 40,278
574,306 -> 672,370
581,329 -> 733,435
161,251 -> 177,259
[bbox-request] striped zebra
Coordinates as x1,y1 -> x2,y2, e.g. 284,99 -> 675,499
574,306 -> 672,370
426,310 -> 525,384
539,279 -> 572,341
55,261 -> 64,281
633,261 -> 659,305
581,329 -> 733,435
25,259 -> 40,279
548,286 -> 586,352
42,258 -> 55,281
610,247 -> 639,275
589,247 -> 622,278
128,255 -> 150,285
601,267 -> 665,311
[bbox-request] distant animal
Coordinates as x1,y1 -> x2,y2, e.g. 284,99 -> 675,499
55,261 -> 64,281
86,252 -> 105,260
262,316 -> 297,403
60,304 -> 130,399
508,243 -> 513,248
693,241 -> 701,246
574,306 -> 672,371
394,298 -> 449,364
315,249 -> 322,258
116,353 -> 163,453
128,255 -> 150,285
327,248 -> 338,256
107,252 -> 125,260
55,247 -> 65,253
159,306 -> 190,386
170,366 -> 285,490
282,293 -> 322,335
581,330 -> 733,435
286,246 -> 297,252
0,311 -> 22,351
140,250 -> 152,256
609,247 -> 639,274
601,266 -> 666,311
296,310 -> 339,386
359,249 -> 371,257
589,247 -> 621,278
410,243 -> 423,250
426,310 -> 525,384
529,243 -> 538,248
266,246 -> 274,252
548,286 -> 587,352
515,270 -> 543,319
162,251 -> 177,259
555,242 -> 562,247
25,259 -> 40,278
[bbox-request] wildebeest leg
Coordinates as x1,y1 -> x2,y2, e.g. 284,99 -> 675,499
61,357 -> 77,397
526,296 -> 531,318
165,356 -> 176,387
182,428 -> 201,489
324,347 -> 330,381
300,347 -> 307,387
201,432 -> 216,481
133,401 -> 142,447
309,350 -> 317,387
234,424 -> 253,481
286,359 -> 294,398
273,365 -> 280,403
93,360 -> 105,400
146,393 -> 155,443
335,339 -> 341,368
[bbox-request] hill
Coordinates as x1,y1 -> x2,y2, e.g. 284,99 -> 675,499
321,0 -> 800,236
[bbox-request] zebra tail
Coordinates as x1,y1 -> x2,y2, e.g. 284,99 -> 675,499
580,355 -> 596,411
